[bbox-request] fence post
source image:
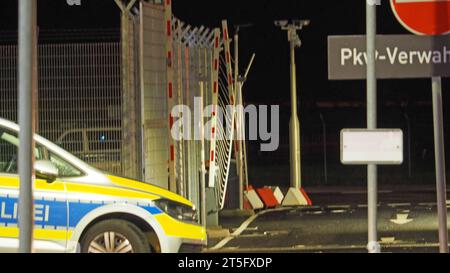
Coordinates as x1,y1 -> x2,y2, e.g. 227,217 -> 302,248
115,0 -> 139,179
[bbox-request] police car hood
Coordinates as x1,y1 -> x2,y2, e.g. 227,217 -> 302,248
106,175 -> 193,207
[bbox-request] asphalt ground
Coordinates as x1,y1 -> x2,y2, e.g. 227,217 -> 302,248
207,188 -> 450,253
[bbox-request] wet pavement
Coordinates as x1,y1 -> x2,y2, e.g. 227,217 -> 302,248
207,188 -> 450,253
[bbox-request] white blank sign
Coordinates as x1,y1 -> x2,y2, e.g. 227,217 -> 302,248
341,129 -> 404,165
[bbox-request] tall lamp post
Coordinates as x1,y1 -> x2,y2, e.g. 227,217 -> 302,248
275,20 -> 310,205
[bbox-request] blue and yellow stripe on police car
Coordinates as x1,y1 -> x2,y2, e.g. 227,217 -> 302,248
0,175 -> 204,243
0,193 -> 162,241
0,226 -> 71,241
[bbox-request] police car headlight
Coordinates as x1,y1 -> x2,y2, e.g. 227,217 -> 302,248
154,199 -> 198,224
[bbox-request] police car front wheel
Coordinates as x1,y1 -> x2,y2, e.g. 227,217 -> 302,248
80,219 -> 151,253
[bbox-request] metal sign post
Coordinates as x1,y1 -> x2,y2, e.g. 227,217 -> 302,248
18,0 -> 37,253
389,0 -> 449,254
329,0 -> 449,254
431,76 -> 449,253
340,129 -> 403,252
366,2 -> 381,254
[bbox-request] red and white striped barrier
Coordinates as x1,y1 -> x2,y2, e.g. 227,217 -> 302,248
255,187 -> 279,208
244,186 -> 264,210
164,0 -> 177,191
282,187 -> 312,207
270,186 -> 285,205
243,186 -> 311,209
207,28 -> 221,188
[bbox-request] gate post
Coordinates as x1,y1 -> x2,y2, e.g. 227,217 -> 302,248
115,0 -> 140,179
164,0 -> 178,192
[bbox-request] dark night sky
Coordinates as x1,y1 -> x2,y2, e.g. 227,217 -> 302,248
1,0 -> 447,105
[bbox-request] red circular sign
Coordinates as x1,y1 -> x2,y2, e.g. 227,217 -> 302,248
390,0 -> 450,35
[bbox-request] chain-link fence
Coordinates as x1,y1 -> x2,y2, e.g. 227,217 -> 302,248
0,37 -> 122,175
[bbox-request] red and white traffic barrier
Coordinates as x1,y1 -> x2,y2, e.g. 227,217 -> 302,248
282,187 -> 312,207
244,186 -> 264,210
244,186 -> 311,209
255,187 -> 279,208
270,186 -> 285,205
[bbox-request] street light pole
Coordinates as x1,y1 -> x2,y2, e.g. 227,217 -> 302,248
289,28 -> 301,189
275,20 -> 309,190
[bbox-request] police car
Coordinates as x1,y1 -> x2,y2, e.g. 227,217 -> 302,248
0,118 -> 206,253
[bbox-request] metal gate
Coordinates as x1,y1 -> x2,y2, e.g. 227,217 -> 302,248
137,2 -> 237,209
